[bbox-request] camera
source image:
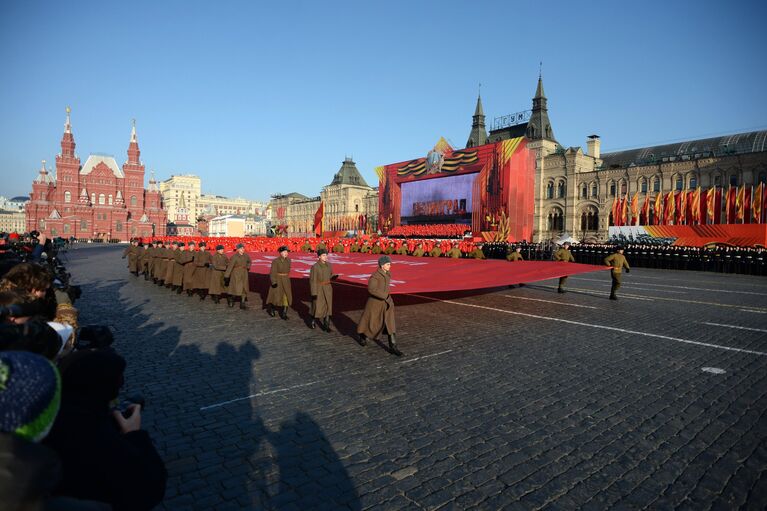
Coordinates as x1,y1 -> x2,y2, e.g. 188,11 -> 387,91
116,394 -> 146,418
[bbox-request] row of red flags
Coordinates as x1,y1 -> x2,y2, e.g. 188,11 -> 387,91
310,201 -> 369,235
610,183 -> 767,226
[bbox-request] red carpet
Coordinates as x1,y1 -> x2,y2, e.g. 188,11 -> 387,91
247,252 -> 609,294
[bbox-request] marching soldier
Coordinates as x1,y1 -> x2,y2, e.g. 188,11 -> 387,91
604,246 -> 630,300
356,255 -> 402,356
224,243 -> 252,310
139,242 -> 151,280
152,240 -> 165,284
164,241 -> 178,289
507,246 -> 523,261
554,241 -> 575,293
446,242 -> 462,258
208,244 -> 229,304
309,248 -> 337,332
192,241 -> 211,301
181,241 -> 197,296
172,242 -> 187,293
265,245 -> 292,318
122,238 -> 139,276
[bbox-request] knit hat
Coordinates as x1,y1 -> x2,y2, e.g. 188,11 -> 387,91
0,351 -> 61,442
378,255 -> 391,266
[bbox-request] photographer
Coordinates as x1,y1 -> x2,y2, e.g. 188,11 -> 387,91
43,348 -> 167,511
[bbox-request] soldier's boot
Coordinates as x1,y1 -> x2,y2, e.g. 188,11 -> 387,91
309,317 -> 317,329
211,295 -> 220,304
323,317 -> 332,333
267,304 -> 276,317
356,333 -> 367,347
186,289 -> 194,297
240,299 -> 247,310
279,306 -> 288,320
227,296 -> 234,308
199,290 -> 206,301
557,287 -> 566,294
144,272 -> 149,281
609,294 -> 618,300
176,287 -> 183,294
388,334 -> 403,357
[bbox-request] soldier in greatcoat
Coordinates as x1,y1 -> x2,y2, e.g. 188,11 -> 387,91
208,244 -> 229,304
172,242 -> 187,293
164,242 -> 178,289
122,239 -> 139,276
553,241 -> 575,293
139,242 -> 151,279
180,241 -> 197,295
356,255 -> 402,356
309,248 -> 337,332
507,246 -> 524,261
224,243 -> 252,309
151,241 -> 163,284
265,245 -> 292,319
192,241 -> 211,301
604,246 -> 630,300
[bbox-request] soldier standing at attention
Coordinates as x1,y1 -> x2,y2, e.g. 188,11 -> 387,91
193,241 -> 211,301
356,255 -> 402,356
309,248 -> 337,332
224,243 -> 252,310
208,244 -> 229,304
266,245 -> 292,319
172,242 -> 187,293
604,245 -> 630,300
153,240 -> 165,285
554,241 -> 575,293
164,241 -> 178,289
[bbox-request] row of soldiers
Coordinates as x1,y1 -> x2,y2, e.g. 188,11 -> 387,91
122,239 -> 252,309
569,243 -> 766,275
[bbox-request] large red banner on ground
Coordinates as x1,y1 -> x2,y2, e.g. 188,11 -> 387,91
247,252 -> 608,294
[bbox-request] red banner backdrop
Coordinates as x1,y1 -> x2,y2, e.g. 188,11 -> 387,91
247,252 -> 608,294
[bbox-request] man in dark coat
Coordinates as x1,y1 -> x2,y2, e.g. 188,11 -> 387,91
356,255 -> 402,356
192,241 -> 211,301
208,245 -> 229,304
43,349 -> 167,511
224,243 -> 251,309
309,248 -> 337,332
266,245 -> 292,318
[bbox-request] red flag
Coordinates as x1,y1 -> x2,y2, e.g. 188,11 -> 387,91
313,201 -> 324,236
664,191 -> 675,225
621,195 -> 629,225
736,185 -> 745,222
630,192 -> 639,225
755,183 -> 764,224
726,186 -> 736,223
641,193 -> 650,225
610,196 -> 618,226
654,193 -> 662,225
744,186 -> 752,224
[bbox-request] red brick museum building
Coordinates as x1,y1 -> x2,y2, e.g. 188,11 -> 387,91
25,109 -> 167,241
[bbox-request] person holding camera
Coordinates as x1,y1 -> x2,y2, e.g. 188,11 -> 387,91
265,245 -> 292,318
224,243 -> 251,309
43,348 -> 166,511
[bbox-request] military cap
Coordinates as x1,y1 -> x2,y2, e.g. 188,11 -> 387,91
235,243 -> 244,249
378,255 -> 391,266
215,244 -> 225,250
317,248 -> 328,256
177,242 -> 185,247
278,245 -> 290,253
198,241 -> 206,247
188,241 -> 196,246
170,241 -> 179,246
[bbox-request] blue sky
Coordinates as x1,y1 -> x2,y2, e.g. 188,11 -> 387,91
1,0 -> 765,201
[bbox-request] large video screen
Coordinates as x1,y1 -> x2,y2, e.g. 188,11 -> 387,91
400,173 -> 476,225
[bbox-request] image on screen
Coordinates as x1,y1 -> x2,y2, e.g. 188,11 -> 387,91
400,173 -> 476,225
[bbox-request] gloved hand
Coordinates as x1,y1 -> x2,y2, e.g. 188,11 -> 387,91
331,274 -> 339,280
271,283 -> 278,288
625,268 -> 630,273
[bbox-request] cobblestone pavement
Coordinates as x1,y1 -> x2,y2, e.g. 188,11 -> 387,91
64,245 -> 767,510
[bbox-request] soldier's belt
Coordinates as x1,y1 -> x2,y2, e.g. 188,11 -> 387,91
277,272 -> 289,276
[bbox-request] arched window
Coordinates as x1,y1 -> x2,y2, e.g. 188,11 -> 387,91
581,184 -> 587,199
730,174 -> 738,186
758,173 -> 766,184
131,196 -> 137,207
675,175 -> 683,191
557,181 -> 566,198
689,175 -> 697,189
580,206 -> 599,231
64,191 -> 71,203
80,220 -> 87,230
653,177 -> 661,192
609,181 -> 616,197
546,182 -> 554,199
620,180 -> 627,196
714,174 -> 721,186
91,193 -> 96,204
63,223 -> 70,233
547,207 -> 564,232
108,194 -> 113,205
591,183 -> 597,198
641,178 -> 647,193
98,194 -> 105,205
115,221 -> 122,232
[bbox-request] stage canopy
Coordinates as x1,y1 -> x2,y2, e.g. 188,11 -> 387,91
248,252 -> 609,294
